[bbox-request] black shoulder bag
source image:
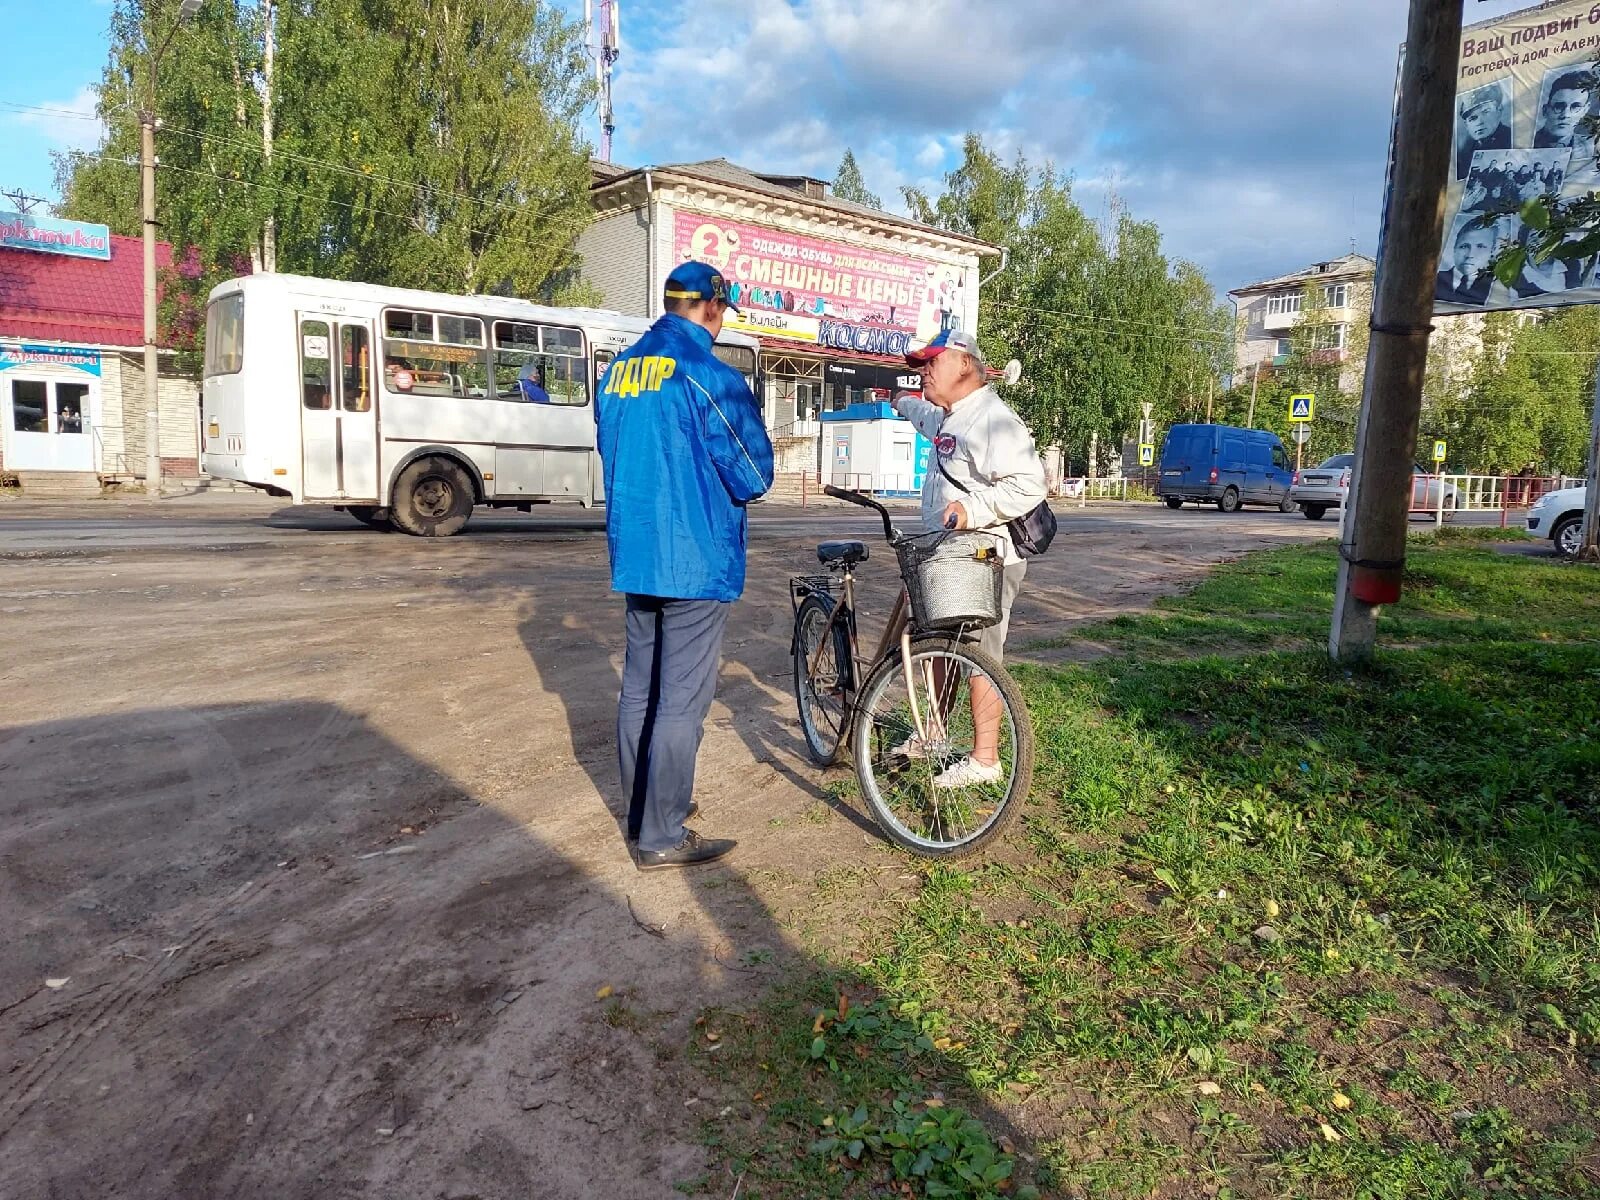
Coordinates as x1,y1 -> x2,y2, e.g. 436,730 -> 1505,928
937,459 -> 1057,558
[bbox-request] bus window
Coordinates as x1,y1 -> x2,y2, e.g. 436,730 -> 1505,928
543,353 -> 588,406
205,292 -> 244,377
712,343 -> 756,385
437,314 -> 484,346
385,310 -> 433,340
594,349 -> 615,391
301,320 -> 333,410
542,326 -> 583,357
382,308 -> 488,398
341,326 -> 371,413
492,321 -> 543,402
541,326 -> 587,406
492,321 -> 586,405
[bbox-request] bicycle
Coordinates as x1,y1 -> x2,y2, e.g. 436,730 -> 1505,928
789,485 -> 1035,858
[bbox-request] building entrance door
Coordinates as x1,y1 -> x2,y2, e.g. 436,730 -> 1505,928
3,376 -> 95,471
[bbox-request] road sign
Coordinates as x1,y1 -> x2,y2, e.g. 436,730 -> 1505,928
1289,393 -> 1315,422
1138,443 -> 1155,466
1432,439 -> 1447,463
1292,425 -> 1313,445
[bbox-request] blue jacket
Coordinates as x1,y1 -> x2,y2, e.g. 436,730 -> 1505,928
596,313 -> 774,601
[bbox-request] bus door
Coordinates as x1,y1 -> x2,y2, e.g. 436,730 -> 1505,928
590,348 -> 616,503
298,314 -> 378,501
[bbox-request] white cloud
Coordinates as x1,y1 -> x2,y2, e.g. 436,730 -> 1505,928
600,0 -> 1546,291
9,86 -> 104,155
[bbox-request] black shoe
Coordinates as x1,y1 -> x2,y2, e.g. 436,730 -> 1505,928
633,829 -> 736,871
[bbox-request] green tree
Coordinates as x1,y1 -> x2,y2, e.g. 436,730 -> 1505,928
831,149 -> 881,210
905,135 -> 1230,472
1434,308 -> 1596,474
56,0 -> 597,354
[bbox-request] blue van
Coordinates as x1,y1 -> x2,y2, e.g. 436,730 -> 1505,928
1157,423 -> 1298,513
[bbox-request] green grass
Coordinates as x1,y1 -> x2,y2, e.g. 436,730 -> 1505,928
687,539 -> 1600,1199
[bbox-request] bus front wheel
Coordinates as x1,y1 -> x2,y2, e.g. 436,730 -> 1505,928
391,457 -> 474,537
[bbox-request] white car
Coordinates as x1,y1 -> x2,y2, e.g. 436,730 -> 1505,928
1527,486 -> 1588,556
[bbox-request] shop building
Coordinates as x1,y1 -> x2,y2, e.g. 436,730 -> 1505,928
0,210 -> 198,490
579,159 -> 1001,488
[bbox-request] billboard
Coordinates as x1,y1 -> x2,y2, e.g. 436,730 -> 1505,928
1435,0 -> 1600,313
671,213 -> 963,353
0,211 -> 112,261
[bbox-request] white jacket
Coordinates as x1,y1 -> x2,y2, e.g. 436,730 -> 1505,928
893,385 -> 1048,565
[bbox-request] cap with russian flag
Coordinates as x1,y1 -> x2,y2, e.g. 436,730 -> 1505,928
905,327 -> 984,368
664,260 -> 741,312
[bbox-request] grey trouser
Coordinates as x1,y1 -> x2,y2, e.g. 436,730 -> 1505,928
975,562 -> 1027,661
618,595 -> 729,853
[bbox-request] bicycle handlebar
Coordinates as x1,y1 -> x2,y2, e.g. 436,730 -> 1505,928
822,485 -> 896,542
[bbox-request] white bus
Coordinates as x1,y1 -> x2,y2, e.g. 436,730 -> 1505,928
200,273 -> 760,535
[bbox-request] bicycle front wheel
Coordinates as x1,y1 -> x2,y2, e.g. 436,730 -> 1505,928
852,637 -> 1033,857
793,594 -> 849,765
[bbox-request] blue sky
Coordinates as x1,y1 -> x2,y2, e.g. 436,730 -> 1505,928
0,0 -> 1539,294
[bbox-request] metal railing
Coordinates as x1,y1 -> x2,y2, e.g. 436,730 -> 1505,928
770,418 -> 822,440
1409,473 -> 1585,528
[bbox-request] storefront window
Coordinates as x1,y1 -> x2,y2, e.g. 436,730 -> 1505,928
11,380 -> 47,432
56,383 -> 88,433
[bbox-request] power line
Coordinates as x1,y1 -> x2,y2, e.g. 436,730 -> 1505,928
2,95 -> 589,231
156,121 -> 581,228
986,297 -> 1232,341
73,151 -> 589,251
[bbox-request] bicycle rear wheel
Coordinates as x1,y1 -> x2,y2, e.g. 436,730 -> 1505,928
793,594 -> 849,765
852,637 -> 1033,857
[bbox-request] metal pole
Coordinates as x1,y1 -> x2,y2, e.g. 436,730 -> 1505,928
1330,0 -> 1461,663
141,109 -> 161,497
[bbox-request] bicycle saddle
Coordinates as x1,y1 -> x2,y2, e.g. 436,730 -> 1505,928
816,540 -> 869,567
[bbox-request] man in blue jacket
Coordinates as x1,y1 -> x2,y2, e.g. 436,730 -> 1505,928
597,261 -> 775,870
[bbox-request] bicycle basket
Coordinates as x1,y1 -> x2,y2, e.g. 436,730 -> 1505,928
896,530 -> 1005,632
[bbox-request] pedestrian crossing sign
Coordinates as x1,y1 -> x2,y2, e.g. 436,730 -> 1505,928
1432,440 -> 1447,463
1289,394 -> 1315,422
1138,443 -> 1155,466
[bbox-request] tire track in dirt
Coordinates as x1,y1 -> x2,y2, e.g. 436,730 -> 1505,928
0,877 -> 269,1141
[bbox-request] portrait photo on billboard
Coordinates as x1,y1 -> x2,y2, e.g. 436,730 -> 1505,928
1533,63 -> 1600,149
1456,79 -> 1513,179
1460,147 -> 1569,213
1435,213 -> 1509,307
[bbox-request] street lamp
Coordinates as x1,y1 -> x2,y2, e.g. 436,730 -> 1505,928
140,0 -> 202,496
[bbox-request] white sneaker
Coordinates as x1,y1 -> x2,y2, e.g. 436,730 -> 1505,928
893,735 -> 930,759
933,756 -> 1004,788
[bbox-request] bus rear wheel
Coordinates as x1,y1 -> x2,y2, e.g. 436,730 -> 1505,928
391,457 -> 474,537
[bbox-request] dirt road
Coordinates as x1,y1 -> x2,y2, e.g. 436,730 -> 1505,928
0,500 -> 1327,1198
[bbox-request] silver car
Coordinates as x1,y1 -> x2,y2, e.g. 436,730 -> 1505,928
1288,454 -> 1459,521
1527,486 -> 1587,556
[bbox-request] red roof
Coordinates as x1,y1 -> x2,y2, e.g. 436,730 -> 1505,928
0,233 -> 174,349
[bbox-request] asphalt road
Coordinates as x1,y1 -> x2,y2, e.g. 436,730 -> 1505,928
0,492 -> 1516,555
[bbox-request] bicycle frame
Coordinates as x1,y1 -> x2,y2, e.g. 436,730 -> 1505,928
792,486 -> 950,745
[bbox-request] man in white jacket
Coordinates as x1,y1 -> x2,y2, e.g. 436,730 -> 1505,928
893,327 -> 1047,787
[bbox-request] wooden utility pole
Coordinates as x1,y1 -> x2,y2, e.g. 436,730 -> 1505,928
1247,360 -> 1261,428
1329,0 -> 1461,663
1580,371 -> 1600,561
